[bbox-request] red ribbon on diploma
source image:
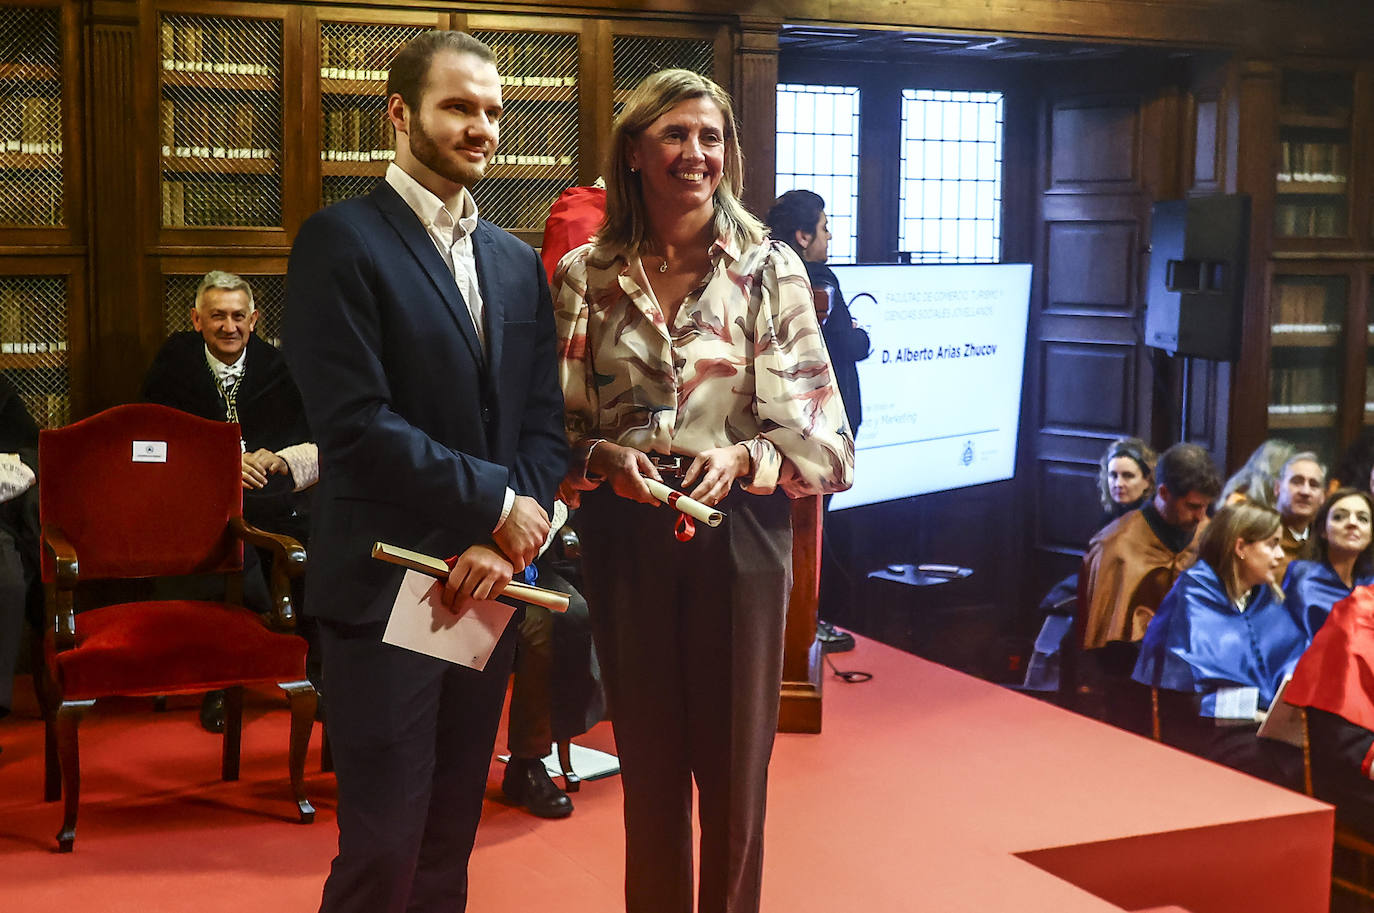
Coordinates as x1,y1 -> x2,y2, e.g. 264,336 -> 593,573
666,491 -> 696,542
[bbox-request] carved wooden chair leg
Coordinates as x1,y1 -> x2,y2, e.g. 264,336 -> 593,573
281,680 -> 317,823
39,662 -> 60,797
556,740 -> 579,793
55,699 -> 95,852
221,685 -> 244,782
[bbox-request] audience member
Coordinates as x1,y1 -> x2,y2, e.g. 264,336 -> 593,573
1273,451 -> 1326,582
502,501 -> 605,819
1021,435 -> 1155,693
553,68 -> 852,913
0,375 -> 39,725
143,270 -> 319,733
1217,438 -> 1295,509
765,189 -> 870,652
764,189 -> 869,440
1079,442 -> 1219,732
1331,430 -> 1374,495
1132,501 -> 1305,789
1097,436 -> 1156,525
1285,585 -> 1374,838
1282,488 -> 1374,640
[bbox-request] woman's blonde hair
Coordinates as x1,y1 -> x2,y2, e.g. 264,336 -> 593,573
597,68 -> 765,256
1197,501 -> 1284,602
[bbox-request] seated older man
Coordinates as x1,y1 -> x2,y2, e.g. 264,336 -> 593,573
142,270 -> 318,731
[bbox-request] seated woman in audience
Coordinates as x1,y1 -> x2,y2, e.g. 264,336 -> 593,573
1285,585 -> 1374,838
1096,436 -> 1156,526
1132,501 -> 1308,788
1218,438 -> 1295,509
1021,435 -> 1155,692
1282,488 -> 1374,640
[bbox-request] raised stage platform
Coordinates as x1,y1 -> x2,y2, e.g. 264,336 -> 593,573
0,634 -> 1333,912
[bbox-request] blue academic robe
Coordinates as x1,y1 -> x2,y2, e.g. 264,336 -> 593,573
1133,560 -> 1308,717
1282,559 -> 1374,641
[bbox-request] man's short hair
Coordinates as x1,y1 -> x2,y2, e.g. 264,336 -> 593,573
1154,442 -> 1222,500
194,270 -> 254,313
1279,450 -> 1327,483
387,31 -> 495,111
765,189 -> 826,255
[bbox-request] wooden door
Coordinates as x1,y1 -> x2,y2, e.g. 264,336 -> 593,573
1024,61 -> 1184,598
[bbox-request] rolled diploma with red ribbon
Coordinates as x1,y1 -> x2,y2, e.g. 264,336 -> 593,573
643,478 -> 725,528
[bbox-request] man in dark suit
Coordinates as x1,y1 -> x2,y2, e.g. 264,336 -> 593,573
143,270 -> 318,731
284,31 -> 566,913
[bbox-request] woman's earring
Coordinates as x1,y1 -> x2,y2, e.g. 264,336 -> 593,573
630,166 -> 639,174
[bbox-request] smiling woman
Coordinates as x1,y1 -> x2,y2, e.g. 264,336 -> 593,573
551,68 -> 854,913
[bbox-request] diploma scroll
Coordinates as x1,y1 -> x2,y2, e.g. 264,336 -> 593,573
643,478 -> 724,527
371,542 -> 570,613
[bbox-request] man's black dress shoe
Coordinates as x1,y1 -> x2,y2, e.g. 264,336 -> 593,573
199,690 -> 226,733
502,757 -> 573,818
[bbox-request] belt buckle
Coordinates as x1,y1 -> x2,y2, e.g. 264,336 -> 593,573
651,454 -> 685,475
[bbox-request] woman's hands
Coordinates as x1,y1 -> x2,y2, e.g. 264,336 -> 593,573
559,440 -> 751,508
682,444 -> 749,506
591,441 -> 664,504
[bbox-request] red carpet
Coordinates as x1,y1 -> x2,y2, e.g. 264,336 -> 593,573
0,635 -> 1331,912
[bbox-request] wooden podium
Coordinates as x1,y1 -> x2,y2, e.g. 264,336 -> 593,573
778,495 -> 824,733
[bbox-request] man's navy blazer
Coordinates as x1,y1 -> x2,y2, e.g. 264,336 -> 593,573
284,181 -> 568,626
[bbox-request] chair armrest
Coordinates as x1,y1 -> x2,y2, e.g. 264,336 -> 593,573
41,524 -> 79,649
229,516 -> 306,631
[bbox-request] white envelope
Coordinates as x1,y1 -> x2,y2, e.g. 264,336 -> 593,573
382,569 -> 516,671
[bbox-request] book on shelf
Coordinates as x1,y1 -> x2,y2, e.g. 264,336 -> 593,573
489,35 -> 577,87
0,96 -> 62,155
0,286 -> 67,353
322,106 -> 394,160
1277,141 -> 1349,184
1276,202 -> 1345,237
162,98 -> 267,160
1271,365 -> 1331,408
320,28 -> 412,81
163,178 -> 278,227
160,19 -> 275,77
1273,282 -> 1330,325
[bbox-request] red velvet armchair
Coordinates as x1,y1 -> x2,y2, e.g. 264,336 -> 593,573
37,403 -> 316,852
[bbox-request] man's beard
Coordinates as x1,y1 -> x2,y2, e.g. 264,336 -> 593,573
409,113 -> 489,188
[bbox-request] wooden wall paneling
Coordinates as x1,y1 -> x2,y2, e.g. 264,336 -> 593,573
1339,264 -> 1368,450
1027,75 -> 1169,612
1227,59 -> 1279,466
1352,64 -> 1372,251
778,495 -> 821,733
88,2 -> 145,412
578,18 -> 611,186
733,16 -> 779,222
60,0 -> 85,243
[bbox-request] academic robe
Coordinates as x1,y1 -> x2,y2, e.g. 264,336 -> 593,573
1080,509 -> 1203,650
1132,560 -> 1307,717
1285,586 -> 1374,836
1276,524 -> 1314,589
1282,558 -> 1373,642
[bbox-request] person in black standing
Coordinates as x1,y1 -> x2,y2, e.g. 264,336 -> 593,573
767,189 -> 870,651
